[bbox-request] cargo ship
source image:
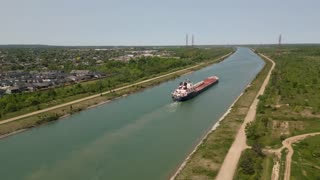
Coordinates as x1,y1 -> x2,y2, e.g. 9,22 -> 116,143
171,76 -> 219,101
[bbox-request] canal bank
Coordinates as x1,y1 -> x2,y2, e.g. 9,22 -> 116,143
174,50 -> 273,179
0,47 -> 264,180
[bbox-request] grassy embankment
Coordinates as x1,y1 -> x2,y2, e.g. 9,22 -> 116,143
236,45 -> 320,179
175,50 -> 272,179
0,49 -> 233,137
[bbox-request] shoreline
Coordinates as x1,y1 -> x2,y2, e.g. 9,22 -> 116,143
0,100 -> 114,140
0,51 -> 234,139
215,52 -> 275,180
170,91 -> 245,179
0,129 -> 27,139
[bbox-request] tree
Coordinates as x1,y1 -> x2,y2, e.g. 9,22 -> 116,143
5,103 -> 17,113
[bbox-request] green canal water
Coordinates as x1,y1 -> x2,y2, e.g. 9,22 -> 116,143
0,48 -> 264,180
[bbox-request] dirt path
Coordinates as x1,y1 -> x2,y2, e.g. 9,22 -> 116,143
282,132 -> 320,180
215,53 -> 275,180
266,132 -> 320,180
0,53 -> 232,126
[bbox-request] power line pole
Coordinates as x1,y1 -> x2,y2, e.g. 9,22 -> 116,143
192,34 -> 194,47
278,34 -> 282,47
278,34 -> 282,56
186,34 -> 189,47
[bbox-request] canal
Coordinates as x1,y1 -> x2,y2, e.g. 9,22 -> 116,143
0,47 -> 264,180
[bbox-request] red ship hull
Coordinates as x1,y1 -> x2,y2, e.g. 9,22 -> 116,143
172,76 -> 219,101
194,76 -> 219,93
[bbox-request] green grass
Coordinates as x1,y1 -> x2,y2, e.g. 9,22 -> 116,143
247,46 -> 320,148
279,148 -> 288,180
291,135 -> 320,180
175,51 -> 272,179
261,155 -> 274,180
243,45 -> 320,180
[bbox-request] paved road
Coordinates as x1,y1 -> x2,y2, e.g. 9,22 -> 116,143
215,53 -> 275,180
0,53 -> 232,126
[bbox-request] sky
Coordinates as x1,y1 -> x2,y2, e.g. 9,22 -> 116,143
0,0 -> 319,46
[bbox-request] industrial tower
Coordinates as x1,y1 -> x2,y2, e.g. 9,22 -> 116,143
186,34 -> 195,47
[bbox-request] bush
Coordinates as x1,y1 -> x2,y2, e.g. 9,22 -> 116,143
37,114 -> 59,125
236,149 -> 264,179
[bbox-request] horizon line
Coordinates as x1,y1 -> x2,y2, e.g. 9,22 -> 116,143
0,43 -> 319,47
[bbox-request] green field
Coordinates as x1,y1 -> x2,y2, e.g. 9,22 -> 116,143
291,135 -> 320,180
247,46 -> 320,148
237,45 -> 320,180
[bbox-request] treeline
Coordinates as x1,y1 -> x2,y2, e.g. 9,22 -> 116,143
0,47 -> 232,118
0,47 -> 125,71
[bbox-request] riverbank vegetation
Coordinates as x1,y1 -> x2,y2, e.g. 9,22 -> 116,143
0,47 -> 233,136
175,50 -> 272,179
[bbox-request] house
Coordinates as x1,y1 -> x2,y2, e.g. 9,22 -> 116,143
93,72 -> 104,78
142,53 -> 153,57
33,82 -> 52,90
70,70 -> 91,77
52,79 -> 66,86
6,86 -> 21,94
0,89 -> 5,97
96,60 -> 104,65
0,80 -> 13,87
67,75 -> 87,82
67,75 -> 77,82
26,83 -> 36,92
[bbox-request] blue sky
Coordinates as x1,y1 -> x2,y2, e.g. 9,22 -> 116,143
1,0 -> 319,45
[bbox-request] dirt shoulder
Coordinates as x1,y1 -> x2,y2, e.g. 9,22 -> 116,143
215,53 -> 275,180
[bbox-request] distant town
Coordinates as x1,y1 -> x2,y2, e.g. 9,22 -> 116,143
0,47 -> 175,97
